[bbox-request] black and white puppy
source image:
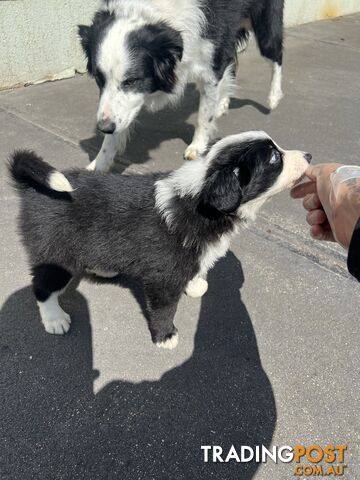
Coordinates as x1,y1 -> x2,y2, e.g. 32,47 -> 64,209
79,0 -> 284,171
9,132 -> 310,349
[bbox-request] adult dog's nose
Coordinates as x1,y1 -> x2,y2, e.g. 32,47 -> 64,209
304,153 -> 312,163
97,119 -> 116,134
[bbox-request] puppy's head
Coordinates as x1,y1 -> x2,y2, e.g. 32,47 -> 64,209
199,131 -> 311,219
79,12 -> 183,134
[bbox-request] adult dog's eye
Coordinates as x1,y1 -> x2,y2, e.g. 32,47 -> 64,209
270,150 -> 281,164
122,78 -> 140,88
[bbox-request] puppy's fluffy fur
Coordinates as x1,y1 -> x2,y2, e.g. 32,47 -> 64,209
9,132 -> 310,348
78,0 -> 285,171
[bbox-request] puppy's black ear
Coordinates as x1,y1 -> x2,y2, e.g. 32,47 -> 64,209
78,25 -> 92,72
199,167 -> 243,215
152,26 -> 183,93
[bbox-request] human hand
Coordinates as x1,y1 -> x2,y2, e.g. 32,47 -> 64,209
291,163 -> 360,249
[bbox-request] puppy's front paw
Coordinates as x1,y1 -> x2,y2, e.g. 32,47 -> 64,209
184,145 -> 200,161
154,328 -> 179,350
42,312 -> 71,335
185,277 -> 208,298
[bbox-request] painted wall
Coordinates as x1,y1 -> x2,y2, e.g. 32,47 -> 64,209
0,0 -> 99,90
1,0 -> 359,89
284,0 -> 360,27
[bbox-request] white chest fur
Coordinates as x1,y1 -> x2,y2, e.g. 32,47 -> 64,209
198,231 -> 235,278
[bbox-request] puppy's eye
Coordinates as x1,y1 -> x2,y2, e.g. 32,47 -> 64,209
270,150 -> 281,165
122,78 -> 140,88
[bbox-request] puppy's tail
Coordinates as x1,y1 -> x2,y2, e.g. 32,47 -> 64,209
9,150 -> 74,193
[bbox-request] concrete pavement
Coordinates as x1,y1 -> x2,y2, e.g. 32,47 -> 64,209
1,14 -> 359,480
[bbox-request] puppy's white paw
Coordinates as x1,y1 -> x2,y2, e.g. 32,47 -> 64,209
216,97 -> 230,117
156,332 -> 179,350
185,277 -> 208,298
184,145 -> 200,161
42,312 -> 71,335
268,89 -> 284,110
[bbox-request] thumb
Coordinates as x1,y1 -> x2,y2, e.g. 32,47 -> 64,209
304,164 -> 318,181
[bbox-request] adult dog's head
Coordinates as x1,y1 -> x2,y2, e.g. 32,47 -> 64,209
79,9 -> 183,134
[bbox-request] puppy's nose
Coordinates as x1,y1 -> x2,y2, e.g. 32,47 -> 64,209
97,119 -> 116,134
304,153 -> 312,163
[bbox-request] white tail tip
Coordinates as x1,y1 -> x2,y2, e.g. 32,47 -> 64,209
48,171 -> 74,192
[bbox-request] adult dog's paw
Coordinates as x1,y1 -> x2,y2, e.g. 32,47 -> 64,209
86,159 -> 97,171
268,88 -> 284,110
184,145 -> 200,161
216,97 -> 230,117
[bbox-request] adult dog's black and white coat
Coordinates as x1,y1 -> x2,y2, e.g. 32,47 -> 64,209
9,132 -> 311,348
79,0 -> 285,171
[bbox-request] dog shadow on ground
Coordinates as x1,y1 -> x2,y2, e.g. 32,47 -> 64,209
0,252 -> 276,479
79,84 -> 270,172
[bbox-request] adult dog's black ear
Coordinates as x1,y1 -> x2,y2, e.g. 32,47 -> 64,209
199,167 -> 243,215
78,25 -> 91,54
151,25 -> 183,93
78,25 -> 92,72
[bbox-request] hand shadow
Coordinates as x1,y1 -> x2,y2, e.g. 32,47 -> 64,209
0,252 -> 276,479
79,85 -> 269,173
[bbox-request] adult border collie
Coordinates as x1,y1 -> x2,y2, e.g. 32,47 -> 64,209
78,0 -> 284,171
9,132 -> 311,349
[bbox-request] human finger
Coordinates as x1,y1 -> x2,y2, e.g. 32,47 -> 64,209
310,224 -> 336,242
303,193 -> 322,211
290,181 -> 317,199
306,209 -> 327,226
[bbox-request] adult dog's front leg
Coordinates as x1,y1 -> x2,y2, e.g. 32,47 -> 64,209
184,81 -> 219,161
87,129 -> 128,172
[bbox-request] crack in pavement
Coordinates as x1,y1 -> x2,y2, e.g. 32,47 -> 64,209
245,216 -> 351,280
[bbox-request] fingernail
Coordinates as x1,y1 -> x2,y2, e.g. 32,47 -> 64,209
311,231 -> 323,240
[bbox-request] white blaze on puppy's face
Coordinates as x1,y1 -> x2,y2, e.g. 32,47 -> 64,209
282,150 -> 310,186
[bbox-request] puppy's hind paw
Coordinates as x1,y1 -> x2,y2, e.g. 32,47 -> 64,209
155,331 -> 179,350
42,312 -> 71,335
